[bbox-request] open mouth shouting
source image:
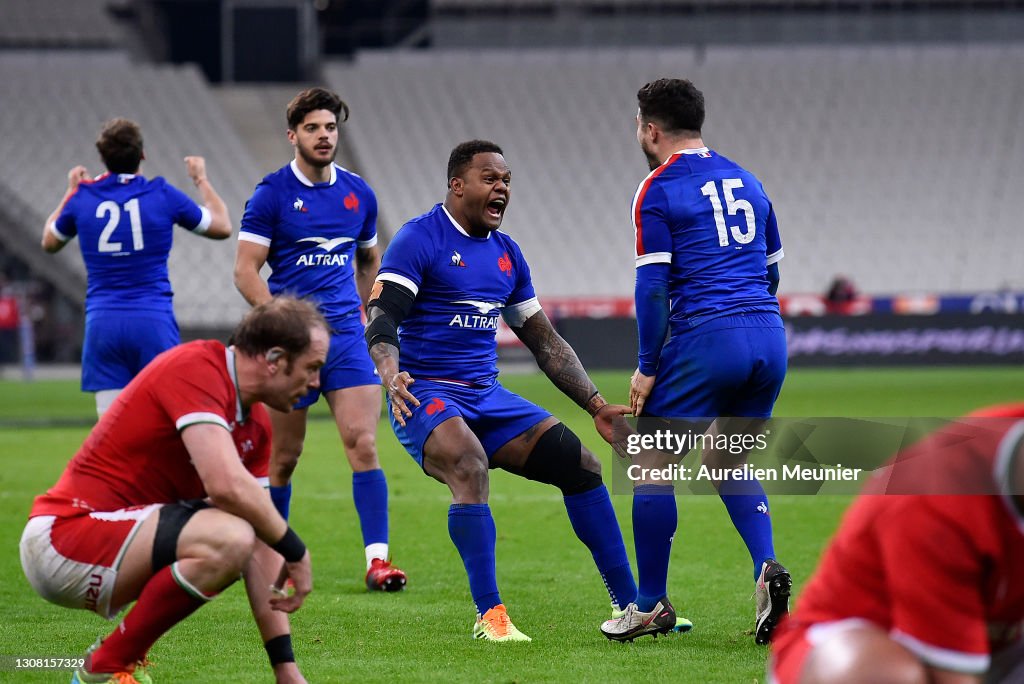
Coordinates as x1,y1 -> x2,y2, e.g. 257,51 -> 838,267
486,197 -> 506,222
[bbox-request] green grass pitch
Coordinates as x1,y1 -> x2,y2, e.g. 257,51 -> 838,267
1,366 -> 1022,683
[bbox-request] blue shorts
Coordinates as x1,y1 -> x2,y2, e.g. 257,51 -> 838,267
644,312 -> 787,419
81,311 -> 179,392
294,315 -> 380,409
389,378 -> 552,467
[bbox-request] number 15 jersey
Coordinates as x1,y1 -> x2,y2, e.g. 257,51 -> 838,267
632,147 -> 783,331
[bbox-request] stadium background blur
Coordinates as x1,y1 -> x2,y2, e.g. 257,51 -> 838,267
1,1 -> 1023,682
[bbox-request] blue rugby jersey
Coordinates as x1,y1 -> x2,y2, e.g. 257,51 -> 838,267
377,204 -> 540,387
239,160 -> 378,324
632,147 -> 783,332
51,173 -> 211,314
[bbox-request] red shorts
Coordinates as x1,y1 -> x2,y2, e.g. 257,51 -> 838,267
20,505 -> 160,619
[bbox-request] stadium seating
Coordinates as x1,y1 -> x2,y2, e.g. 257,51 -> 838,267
327,44 -> 1024,297
1,44 -> 1020,329
0,51 -> 256,327
0,0 -> 122,48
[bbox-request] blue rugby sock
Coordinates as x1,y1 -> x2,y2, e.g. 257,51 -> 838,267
269,483 -> 292,521
632,484 -> 677,612
719,477 -> 776,580
352,469 -> 389,546
564,484 -> 637,609
448,504 -> 501,614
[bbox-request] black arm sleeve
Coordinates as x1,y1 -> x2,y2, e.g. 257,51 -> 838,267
364,280 -> 416,349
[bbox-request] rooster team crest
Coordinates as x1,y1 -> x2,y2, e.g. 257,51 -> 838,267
450,250 -> 466,267
498,252 -> 512,277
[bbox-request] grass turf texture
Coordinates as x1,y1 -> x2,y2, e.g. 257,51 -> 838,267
1,366 -> 1022,683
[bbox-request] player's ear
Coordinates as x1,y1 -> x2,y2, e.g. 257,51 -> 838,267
266,347 -> 285,372
286,128 -> 297,147
448,177 -> 463,196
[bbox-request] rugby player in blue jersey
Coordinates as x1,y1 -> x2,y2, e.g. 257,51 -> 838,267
234,88 -> 406,591
365,140 -> 648,641
602,78 -> 791,643
42,118 -> 231,417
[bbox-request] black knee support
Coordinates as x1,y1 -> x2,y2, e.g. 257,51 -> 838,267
521,423 -> 602,496
152,499 -> 210,572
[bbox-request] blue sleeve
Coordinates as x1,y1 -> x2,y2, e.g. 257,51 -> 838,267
633,181 -> 673,263
767,262 -> 780,296
53,193 -> 80,240
635,262 -> 670,375
239,182 -> 278,245
378,224 -> 433,295
508,241 -> 538,307
162,181 -> 205,231
765,202 -> 783,265
357,183 -> 378,245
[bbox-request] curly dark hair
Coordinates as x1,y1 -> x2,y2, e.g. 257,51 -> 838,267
446,140 -> 504,183
637,79 -> 705,135
286,87 -> 350,130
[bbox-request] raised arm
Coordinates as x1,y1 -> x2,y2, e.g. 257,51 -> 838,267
41,166 -> 89,253
184,156 -> 231,239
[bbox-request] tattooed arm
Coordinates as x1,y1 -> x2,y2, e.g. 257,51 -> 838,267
512,310 -> 604,412
511,311 -> 630,436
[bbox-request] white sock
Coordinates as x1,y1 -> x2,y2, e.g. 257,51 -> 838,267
365,543 -> 388,570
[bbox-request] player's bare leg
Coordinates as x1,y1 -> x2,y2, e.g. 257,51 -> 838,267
266,406 -> 309,523
326,385 -> 405,590
268,407 -> 309,487
82,508 -> 255,679
799,624 -> 930,684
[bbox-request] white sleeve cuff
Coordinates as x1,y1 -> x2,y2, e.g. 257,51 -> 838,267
191,207 -> 212,235
767,247 -> 784,266
175,412 -> 230,432
377,272 -> 418,296
502,297 -> 542,328
636,252 -> 672,267
357,235 -> 378,249
238,231 -> 272,247
49,222 -> 72,242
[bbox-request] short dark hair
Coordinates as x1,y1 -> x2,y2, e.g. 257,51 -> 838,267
230,296 -> 328,362
286,87 -> 349,130
96,118 -> 144,174
637,79 -> 705,135
447,140 -> 504,183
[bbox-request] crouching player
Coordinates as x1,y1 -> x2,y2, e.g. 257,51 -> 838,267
20,297 -> 326,684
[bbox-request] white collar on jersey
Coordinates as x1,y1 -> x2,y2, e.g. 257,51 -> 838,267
441,204 -> 491,240
674,147 -> 710,156
225,346 -> 244,424
290,159 -> 337,187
